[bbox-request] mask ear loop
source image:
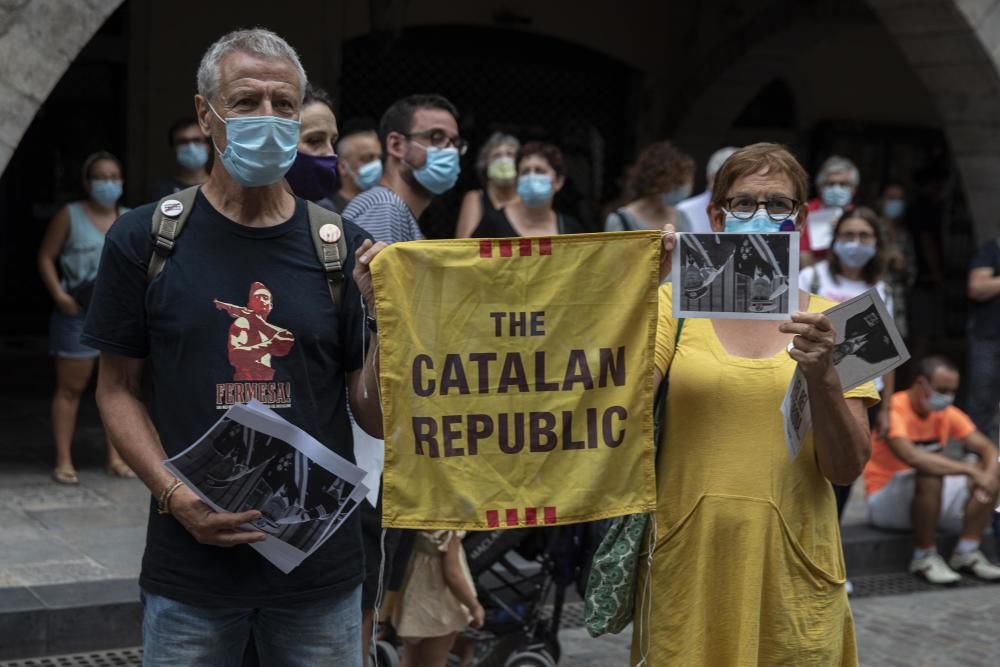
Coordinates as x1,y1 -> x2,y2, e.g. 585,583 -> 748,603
204,102 -> 229,159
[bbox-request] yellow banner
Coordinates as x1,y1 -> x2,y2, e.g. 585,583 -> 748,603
371,232 -> 660,529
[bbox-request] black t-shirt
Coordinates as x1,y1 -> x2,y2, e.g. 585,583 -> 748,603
471,207 -> 585,238
82,190 -> 370,607
969,239 -> 1000,338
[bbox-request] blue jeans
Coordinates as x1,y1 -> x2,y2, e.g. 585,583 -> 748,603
141,586 -> 362,667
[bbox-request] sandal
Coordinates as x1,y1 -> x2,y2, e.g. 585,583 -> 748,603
52,466 -> 79,485
106,460 -> 136,478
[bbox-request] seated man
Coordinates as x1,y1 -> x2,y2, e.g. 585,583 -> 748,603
864,355 -> 1000,584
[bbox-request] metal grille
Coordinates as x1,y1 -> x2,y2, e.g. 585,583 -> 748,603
0,649 -> 141,667
849,572 -> 990,599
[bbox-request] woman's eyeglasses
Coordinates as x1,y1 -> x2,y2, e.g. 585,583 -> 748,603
724,196 -> 800,222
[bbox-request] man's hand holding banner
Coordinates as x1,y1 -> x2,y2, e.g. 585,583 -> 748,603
371,232 -> 661,529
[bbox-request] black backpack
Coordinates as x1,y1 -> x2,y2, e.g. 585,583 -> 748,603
147,186 -> 349,308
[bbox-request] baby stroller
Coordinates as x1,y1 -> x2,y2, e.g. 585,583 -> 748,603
458,525 -> 594,667
371,524 -> 602,667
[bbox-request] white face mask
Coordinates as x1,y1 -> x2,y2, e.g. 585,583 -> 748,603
926,389 -> 955,412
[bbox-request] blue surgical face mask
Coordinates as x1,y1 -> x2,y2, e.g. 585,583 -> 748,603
833,240 -> 877,269
927,389 -> 955,412
90,179 -> 122,207
209,103 -> 300,188
821,184 -> 852,208
517,174 -> 554,208
352,159 -> 383,190
661,185 -> 691,208
882,199 -> 905,220
723,209 -> 784,233
410,145 -> 460,195
176,143 -> 209,171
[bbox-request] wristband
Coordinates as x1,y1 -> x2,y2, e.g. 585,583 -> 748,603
157,478 -> 183,515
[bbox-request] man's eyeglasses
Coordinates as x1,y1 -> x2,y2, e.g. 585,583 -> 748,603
404,129 -> 468,156
724,196 -> 800,222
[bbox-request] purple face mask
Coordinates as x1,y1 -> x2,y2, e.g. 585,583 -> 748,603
284,151 -> 339,201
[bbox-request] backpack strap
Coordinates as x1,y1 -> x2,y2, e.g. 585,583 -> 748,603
148,186 -> 200,281
306,201 -> 348,309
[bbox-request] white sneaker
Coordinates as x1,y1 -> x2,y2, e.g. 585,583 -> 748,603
949,549 -> 1000,581
909,552 -> 961,585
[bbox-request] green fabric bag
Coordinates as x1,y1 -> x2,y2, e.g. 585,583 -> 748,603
583,319 -> 683,637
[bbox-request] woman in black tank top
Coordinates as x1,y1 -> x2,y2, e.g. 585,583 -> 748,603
456,132 -> 521,237
471,141 -> 584,238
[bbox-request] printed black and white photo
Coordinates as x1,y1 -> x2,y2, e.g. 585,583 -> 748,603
672,232 -> 800,320
781,370 -> 812,461
165,401 -> 368,572
825,288 -> 910,392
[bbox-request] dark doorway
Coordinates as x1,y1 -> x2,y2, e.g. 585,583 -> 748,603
337,25 -> 640,237
0,5 -> 129,340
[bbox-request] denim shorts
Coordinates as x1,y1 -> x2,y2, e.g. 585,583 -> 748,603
141,585 -> 363,667
48,308 -> 98,359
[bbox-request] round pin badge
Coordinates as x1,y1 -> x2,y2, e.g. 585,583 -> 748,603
160,199 -> 184,218
319,223 -> 342,243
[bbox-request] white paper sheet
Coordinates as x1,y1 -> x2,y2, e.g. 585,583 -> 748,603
352,422 -> 384,507
781,370 -> 812,461
164,400 -> 369,573
806,207 -> 841,252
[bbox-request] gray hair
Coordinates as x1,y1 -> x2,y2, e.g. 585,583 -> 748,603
816,155 -> 860,188
706,146 -> 738,181
475,132 -> 520,185
196,28 -> 307,103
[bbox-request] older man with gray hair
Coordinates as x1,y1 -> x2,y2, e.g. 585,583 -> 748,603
801,154 -> 861,267
675,146 -> 738,234
83,28 -> 385,665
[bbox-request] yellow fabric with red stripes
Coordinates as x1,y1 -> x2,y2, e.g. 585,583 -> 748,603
370,232 -> 660,530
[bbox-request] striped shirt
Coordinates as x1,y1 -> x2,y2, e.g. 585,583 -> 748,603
342,186 -> 423,244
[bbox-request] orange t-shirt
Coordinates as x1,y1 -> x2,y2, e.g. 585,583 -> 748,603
863,391 -> 977,496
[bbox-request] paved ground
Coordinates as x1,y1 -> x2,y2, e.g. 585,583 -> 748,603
556,586 -> 1000,666
0,377 -> 147,588
1,351 -> 998,665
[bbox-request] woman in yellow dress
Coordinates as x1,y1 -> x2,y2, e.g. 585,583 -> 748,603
633,143 -> 878,666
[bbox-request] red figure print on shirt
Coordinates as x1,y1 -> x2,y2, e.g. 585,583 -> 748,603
213,282 -> 295,381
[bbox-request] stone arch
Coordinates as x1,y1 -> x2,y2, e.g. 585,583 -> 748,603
672,19 -> 842,167
865,0 -> 1000,238
672,0 -> 1000,240
0,0 -> 123,171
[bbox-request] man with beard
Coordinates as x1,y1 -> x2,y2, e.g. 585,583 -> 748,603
341,93 -> 464,662
342,94 -> 464,243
